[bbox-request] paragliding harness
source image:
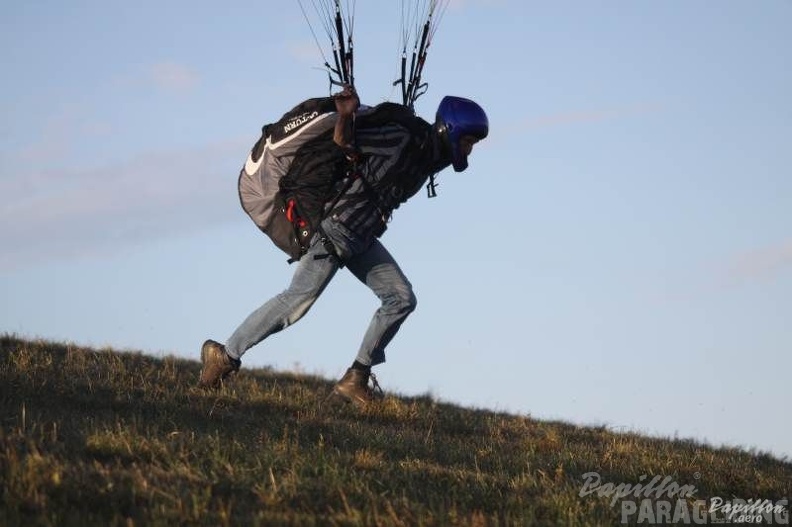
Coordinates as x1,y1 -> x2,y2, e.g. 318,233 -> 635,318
238,97 -> 355,264
241,99 -> 432,264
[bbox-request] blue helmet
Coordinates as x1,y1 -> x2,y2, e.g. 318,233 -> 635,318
435,96 -> 489,172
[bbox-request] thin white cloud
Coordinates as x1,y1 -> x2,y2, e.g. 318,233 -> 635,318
288,41 -> 321,63
487,102 -> 665,146
110,61 -> 200,94
725,239 -> 792,284
0,137 -> 250,271
645,239 -> 792,306
10,105 -> 112,166
524,103 -> 664,130
147,62 -> 200,93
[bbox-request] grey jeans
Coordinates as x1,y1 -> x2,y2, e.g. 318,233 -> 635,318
225,221 -> 417,367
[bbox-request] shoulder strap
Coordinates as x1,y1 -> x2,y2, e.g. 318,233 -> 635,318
355,102 -> 427,135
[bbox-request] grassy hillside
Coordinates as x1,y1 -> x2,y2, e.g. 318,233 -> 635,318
1,335 -> 789,526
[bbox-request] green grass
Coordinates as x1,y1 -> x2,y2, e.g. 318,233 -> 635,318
1,335 -> 790,526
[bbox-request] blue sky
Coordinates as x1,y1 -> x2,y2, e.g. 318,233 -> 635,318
2,1 -> 791,460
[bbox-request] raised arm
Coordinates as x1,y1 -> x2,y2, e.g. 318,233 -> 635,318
333,85 -> 360,152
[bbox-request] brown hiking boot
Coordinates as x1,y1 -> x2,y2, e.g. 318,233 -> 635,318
198,339 -> 240,388
332,368 -> 383,408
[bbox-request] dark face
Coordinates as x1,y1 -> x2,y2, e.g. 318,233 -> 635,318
459,135 -> 480,157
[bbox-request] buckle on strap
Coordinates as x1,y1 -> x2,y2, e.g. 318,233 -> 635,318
313,227 -> 344,267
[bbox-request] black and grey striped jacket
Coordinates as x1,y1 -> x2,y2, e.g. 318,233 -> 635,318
330,102 -> 447,245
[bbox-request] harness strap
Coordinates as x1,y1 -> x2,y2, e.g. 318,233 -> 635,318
426,174 -> 438,198
311,225 -> 344,268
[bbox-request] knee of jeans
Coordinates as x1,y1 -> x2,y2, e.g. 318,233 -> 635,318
405,289 -> 417,313
386,287 -> 417,314
277,291 -> 317,326
286,297 -> 315,325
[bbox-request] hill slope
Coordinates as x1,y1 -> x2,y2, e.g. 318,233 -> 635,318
1,335 -> 790,526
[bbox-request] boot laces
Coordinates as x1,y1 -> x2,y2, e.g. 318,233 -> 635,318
368,372 -> 384,399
